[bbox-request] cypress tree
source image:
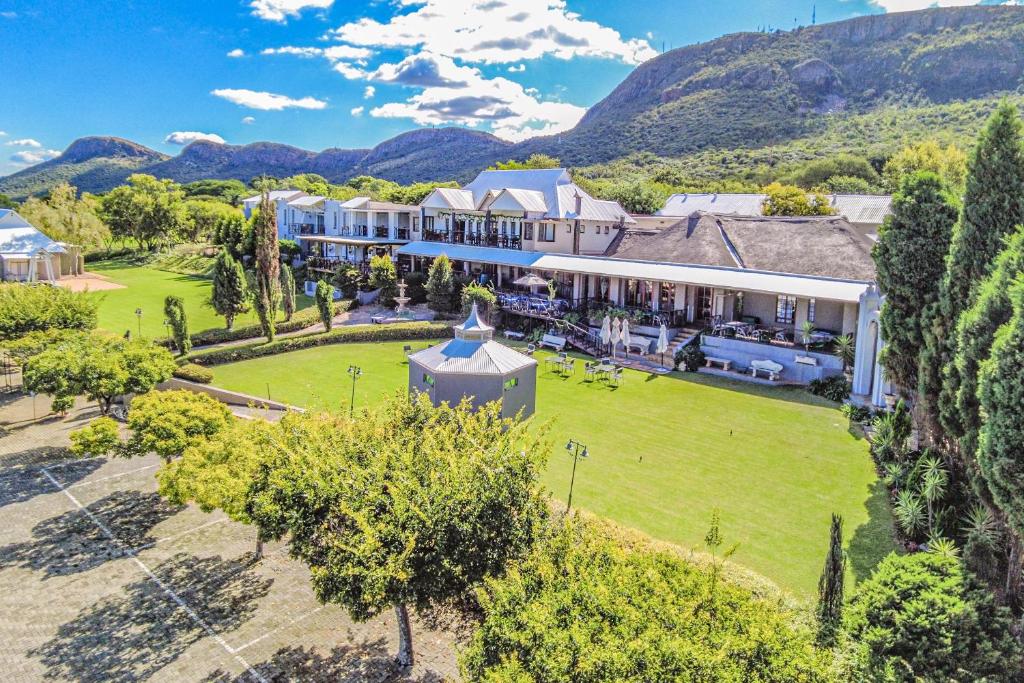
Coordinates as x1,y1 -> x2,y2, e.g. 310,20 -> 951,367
874,172 -> 958,394
425,254 -> 455,313
163,295 -> 191,355
280,264 -> 296,322
315,279 -> 334,332
816,513 -> 845,645
252,192 -> 281,342
930,101 -> 1024,436
210,249 -> 249,330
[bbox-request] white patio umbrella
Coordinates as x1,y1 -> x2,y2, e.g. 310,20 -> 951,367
610,317 -> 622,359
621,318 -> 631,359
600,315 -> 611,353
513,273 -> 549,289
656,323 -> 670,366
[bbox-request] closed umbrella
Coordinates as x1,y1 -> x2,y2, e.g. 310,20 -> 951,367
610,317 -> 622,359
657,323 -> 670,366
600,315 -> 611,354
621,318 -> 631,359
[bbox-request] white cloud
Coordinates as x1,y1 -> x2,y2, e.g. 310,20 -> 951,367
242,116 -> 256,125
329,0 -> 657,65
262,45 -> 372,60
0,11 -> 16,19
211,88 -> 327,110
333,62 -> 368,80
0,131 -> 6,136
227,48 -> 246,58
363,86 -> 375,99
869,0 -> 980,10
508,64 -> 525,73
11,149 -> 60,165
350,106 -> 365,117
367,53 -> 585,142
164,131 -> 226,145
6,138 -> 42,148
249,0 -> 333,22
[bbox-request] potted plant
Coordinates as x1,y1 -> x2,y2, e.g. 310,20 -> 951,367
800,320 -> 815,351
834,334 -> 855,379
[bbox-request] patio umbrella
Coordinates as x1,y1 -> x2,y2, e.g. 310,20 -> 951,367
610,317 -> 622,359
656,323 -> 670,366
621,318 -> 631,359
513,273 -> 549,290
600,315 -> 611,353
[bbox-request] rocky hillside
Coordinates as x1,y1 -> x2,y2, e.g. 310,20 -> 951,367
2,5 -> 1023,197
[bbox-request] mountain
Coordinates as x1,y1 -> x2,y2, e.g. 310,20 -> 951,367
2,5 -> 1023,198
0,137 -> 168,198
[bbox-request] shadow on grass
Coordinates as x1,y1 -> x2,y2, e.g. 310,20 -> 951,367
0,490 -> 183,578
848,479 -> 897,583
29,552 -> 272,683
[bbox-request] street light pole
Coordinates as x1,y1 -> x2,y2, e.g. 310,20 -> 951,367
564,439 -> 588,514
134,308 -> 143,338
347,365 -> 362,418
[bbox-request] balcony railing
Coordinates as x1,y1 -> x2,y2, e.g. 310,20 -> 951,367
423,230 -> 522,250
396,227 -> 411,240
341,226 -> 369,237
307,256 -> 345,271
299,224 -> 325,235
374,225 -> 389,238
494,292 -> 689,329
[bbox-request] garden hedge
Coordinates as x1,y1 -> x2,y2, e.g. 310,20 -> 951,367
187,321 -> 452,366
173,363 -> 215,384
158,300 -> 353,349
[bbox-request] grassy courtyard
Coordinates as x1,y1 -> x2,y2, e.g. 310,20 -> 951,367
87,259 -> 313,338
209,339 -> 894,598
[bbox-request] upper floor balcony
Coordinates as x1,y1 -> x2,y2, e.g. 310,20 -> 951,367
423,229 -> 522,250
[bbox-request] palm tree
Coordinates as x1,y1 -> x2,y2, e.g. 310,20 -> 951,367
895,490 -> 926,538
920,455 -> 948,533
834,334 -> 855,374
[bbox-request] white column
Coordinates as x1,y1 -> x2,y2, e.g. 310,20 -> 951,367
388,211 -> 396,238
651,282 -> 661,311
609,278 -> 621,304
572,273 -> 582,300
842,303 -> 858,336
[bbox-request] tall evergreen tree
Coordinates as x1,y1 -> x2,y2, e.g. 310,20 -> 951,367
163,295 -> 190,355
210,249 -> 249,330
425,254 -> 455,313
874,172 -> 958,394
252,192 -> 281,342
280,264 -> 296,322
315,279 -> 334,332
816,513 -> 845,645
928,101 -> 1024,436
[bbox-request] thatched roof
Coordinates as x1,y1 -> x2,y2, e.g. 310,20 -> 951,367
608,212 -> 875,281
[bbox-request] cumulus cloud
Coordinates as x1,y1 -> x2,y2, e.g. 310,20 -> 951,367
329,0 -> 657,65
363,86 -> 375,99
261,45 -> 372,60
367,53 -> 585,142
164,131 -> 226,145
211,88 -> 327,110
869,0 -> 980,10
242,116 -> 256,125
249,0 -> 333,22
6,138 -> 42,148
227,48 -> 246,58
11,149 -> 60,165
350,106 -> 365,117
508,64 -> 525,73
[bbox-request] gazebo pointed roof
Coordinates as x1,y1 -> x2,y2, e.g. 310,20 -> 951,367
454,303 -> 494,341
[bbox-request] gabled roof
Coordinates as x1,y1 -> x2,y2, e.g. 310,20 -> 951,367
610,212 -> 875,281
339,197 -> 418,212
423,187 -> 477,211
463,169 -> 571,211
485,188 -> 548,213
657,192 -> 893,225
0,210 -> 65,256
288,195 -> 325,210
557,185 -> 636,224
243,190 -> 306,204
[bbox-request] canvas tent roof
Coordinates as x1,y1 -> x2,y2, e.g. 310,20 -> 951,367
0,210 -> 65,257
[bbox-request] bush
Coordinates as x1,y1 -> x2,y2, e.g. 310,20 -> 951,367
315,280 -> 335,331
840,403 -> 874,424
159,302 -> 352,349
188,321 -> 452,366
0,283 -> 98,340
675,344 -> 704,372
808,375 -> 850,402
402,271 -> 427,304
173,363 -> 214,384
461,282 -> 497,316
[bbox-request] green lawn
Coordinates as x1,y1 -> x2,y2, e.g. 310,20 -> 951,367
88,259 -> 312,338
209,340 -> 894,598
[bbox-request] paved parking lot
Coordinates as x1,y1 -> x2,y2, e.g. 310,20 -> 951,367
0,397 -> 460,682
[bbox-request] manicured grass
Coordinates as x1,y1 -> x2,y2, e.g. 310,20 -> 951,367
209,339 -> 894,598
88,259 -> 312,338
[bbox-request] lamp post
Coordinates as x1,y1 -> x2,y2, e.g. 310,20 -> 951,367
347,365 -> 362,417
134,308 -> 143,338
564,439 -> 588,514
163,318 -> 172,343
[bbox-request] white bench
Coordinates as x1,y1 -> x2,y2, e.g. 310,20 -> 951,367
504,330 -> 525,341
750,359 -> 784,381
705,356 -> 732,371
539,334 -> 567,352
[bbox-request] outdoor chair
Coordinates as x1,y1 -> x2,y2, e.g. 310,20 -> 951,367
561,358 -> 576,375
403,344 -> 412,356
609,368 -> 623,386
584,361 -> 598,381
525,343 -> 536,356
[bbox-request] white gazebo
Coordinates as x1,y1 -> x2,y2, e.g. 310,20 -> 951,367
0,210 -> 65,282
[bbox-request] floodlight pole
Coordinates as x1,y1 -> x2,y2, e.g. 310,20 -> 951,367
347,365 -> 362,418
565,439 -> 588,514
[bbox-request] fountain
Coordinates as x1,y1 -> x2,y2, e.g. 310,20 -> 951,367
394,279 -> 413,318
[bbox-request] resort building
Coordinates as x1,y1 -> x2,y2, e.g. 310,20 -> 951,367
395,169 -> 890,407
241,190 -> 307,221
0,209 -> 66,283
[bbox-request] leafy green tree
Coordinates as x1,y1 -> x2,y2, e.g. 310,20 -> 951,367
0,193 -> 16,209
367,254 -> 398,307
279,264 -> 296,322
873,172 -> 959,393
163,295 -> 190,355
607,180 -> 666,214
23,332 -> 175,414
0,283 -> 97,340
845,552 -> 1018,682
383,181 -> 460,205
882,140 -> 968,193
460,282 -> 497,317
314,280 -> 334,331
98,174 -> 188,250
331,263 -> 363,299
212,211 -> 251,261
425,254 -> 455,313
17,182 -> 110,249
761,182 -> 835,216
817,175 -> 874,194
783,153 -> 879,189
210,249 -> 249,330
182,199 -> 240,243
182,178 -> 249,205
816,513 -> 845,646
251,192 -> 281,341
461,516 -> 830,682
246,394 -> 551,669
71,389 -> 233,462
492,154 -> 561,170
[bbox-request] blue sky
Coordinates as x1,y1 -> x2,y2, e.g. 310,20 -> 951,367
0,0 -> 995,176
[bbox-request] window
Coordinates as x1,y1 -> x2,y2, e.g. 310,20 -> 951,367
808,298 -> 816,323
579,224 -> 586,233
776,295 -> 797,324
539,223 -> 555,242
422,373 -> 435,387
413,217 -> 420,232
604,225 -> 610,234
524,222 -> 534,240
503,377 -> 519,391
424,216 -> 434,230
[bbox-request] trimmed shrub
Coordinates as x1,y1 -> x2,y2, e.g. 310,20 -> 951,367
0,283 -> 98,340
158,301 -> 352,349
676,344 -> 704,372
808,375 -> 850,402
173,363 -> 214,384
188,321 -> 452,366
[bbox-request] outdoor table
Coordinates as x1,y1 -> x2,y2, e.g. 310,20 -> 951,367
594,362 -> 617,380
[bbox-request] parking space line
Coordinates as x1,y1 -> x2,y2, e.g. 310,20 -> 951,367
66,463 -> 159,489
228,606 -> 326,654
40,466 -> 269,683
135,517 -> 230,551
